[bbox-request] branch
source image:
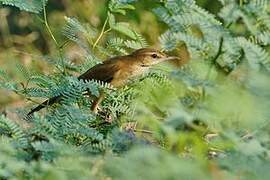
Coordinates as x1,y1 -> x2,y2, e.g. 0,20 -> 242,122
43,2 -> 58,47
93,16 -> 110,50
205,37 -> 224,79
212,36 -> 224,65
42,1 -> 66,74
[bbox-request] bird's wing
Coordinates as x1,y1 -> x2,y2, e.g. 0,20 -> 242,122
78,61 -> 120,83
27,59 -> 121,116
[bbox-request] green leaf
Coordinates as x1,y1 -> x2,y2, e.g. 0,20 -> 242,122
109,0 -> 135,15
0,69 -> 10,81
0,0 -> 48,13
111,22 -> 136,39
62,16 -> 97,53
108,12 -> 116,27
16,63 -> 31,80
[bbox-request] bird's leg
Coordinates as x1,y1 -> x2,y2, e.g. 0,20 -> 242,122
91,92 -> 105,113
90,91 -> 114,123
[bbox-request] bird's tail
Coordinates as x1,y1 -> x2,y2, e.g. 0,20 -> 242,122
27,95 -> 62,116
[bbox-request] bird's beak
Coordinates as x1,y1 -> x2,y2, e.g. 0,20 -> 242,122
161,56 -> 180,61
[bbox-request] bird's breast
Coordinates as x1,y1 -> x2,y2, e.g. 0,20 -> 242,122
111,65 -> 148,87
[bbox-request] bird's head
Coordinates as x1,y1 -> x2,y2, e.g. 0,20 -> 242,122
131,48 -> 179,67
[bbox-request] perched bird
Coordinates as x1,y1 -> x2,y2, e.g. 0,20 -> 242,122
27,48 -> 179,116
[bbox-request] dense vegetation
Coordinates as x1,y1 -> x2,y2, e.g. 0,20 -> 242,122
0,0 -> 270,179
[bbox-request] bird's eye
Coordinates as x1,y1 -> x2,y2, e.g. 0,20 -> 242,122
151,54 -> 158,58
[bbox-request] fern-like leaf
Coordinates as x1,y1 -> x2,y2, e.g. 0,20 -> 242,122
0,0 -> 47,13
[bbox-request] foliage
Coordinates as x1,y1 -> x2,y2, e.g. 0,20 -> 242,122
0,0 -> 47,13
1,0 -> 270,179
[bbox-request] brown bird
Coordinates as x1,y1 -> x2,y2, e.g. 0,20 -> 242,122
27,48 -> 179,116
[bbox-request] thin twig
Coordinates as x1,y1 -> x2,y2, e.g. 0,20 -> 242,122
212,37 -> 224,64
205,37 -> 224,80
43,2 -> 58,47
93,16 -> 110,49
239,0 -> 243,7
59,40 -> 70,49
134,129 -> 153,134
42,1 -> 66,74
104,28 -> 112,34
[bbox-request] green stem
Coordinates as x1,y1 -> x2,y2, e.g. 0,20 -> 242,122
43,1 -> 66,74
205,37 -> 224,80
43,3 -> 58,47
239,0 -> 243,7
93,16 -> 110,50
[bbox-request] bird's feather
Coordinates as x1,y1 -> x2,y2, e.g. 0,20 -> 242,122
78,60 -> 120,83
27,59 -> 120,116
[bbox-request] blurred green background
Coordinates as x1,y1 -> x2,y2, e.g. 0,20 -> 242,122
1,1 -> 270,179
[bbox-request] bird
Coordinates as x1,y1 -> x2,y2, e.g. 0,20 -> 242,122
27,48 -> 179,116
